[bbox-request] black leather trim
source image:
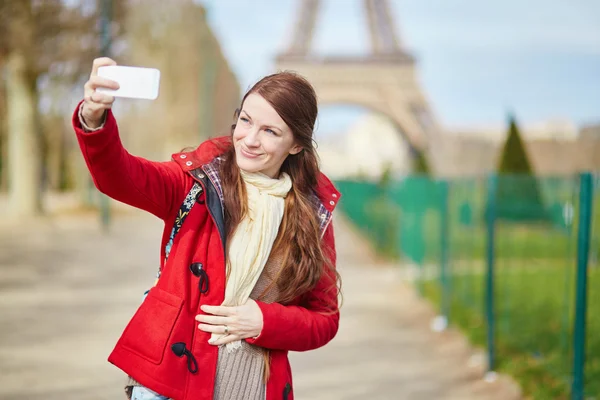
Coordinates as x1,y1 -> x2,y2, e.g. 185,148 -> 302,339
190,168 -> 226,249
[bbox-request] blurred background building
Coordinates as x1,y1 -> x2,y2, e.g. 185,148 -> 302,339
438,120 -> 600,177
115,0 -> 240,161
318,113 -> 412,179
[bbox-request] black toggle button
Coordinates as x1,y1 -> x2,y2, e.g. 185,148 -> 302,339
189,263 -> 203,277
171,342 -> 186,357
189,263 -> 209,294
283,383 -> 292,400
171,342 -> 198,374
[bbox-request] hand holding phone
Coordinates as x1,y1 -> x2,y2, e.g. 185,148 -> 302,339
82,57 -> 119,129
82,59 -> 161,129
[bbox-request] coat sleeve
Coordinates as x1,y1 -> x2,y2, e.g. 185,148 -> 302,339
245,222 -> 340,352
72,101 -> 188,220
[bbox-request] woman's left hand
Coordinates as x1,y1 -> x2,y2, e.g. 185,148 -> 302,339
196,299 -> 264,346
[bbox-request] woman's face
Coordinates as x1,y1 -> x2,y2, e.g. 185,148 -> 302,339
232,93 -> 302,178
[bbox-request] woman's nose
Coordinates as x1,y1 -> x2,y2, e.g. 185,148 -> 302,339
244,129 -> 260,147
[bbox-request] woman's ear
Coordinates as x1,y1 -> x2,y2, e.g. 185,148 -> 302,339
231,108 -> 241,135
289,145 -> 303,155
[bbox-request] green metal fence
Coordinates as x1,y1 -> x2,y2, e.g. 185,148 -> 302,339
335,173 -> 599,400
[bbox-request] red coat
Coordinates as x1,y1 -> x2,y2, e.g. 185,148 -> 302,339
72,104 -> 341,400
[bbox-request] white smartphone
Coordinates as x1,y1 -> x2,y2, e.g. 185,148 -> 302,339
97,65 -> 161,100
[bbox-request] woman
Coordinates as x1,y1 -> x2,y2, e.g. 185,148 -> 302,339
72,58 -> 341,400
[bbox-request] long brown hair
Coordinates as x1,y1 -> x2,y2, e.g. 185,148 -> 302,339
218,71 -> 339,305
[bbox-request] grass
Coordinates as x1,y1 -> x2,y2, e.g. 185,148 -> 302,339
336,175 -> 600,400
423,261 -> 600,399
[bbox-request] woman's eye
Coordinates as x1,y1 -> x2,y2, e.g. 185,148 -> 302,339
265,128 -> 277,135
240,117 -> 249,123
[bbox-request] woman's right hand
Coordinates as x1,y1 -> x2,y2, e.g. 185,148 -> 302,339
81,57 -> 120,129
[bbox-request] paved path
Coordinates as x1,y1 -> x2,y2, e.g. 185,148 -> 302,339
0,209 -> 520,400
290,217 -> 520,400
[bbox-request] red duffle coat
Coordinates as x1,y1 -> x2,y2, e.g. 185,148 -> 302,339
72,103 -> 341,400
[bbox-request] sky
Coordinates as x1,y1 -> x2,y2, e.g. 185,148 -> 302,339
198,0 -> 600,135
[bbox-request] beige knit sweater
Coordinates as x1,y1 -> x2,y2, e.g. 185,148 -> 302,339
125,254 -> 282,400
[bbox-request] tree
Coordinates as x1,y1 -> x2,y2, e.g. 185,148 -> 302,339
498,114 -> 534,174
0,0 -> 125,216
3,1 -> 42,216
412,148 -> 430,176
495,114 -> 547,222
378,161 -> 393,189
0,71 -> 6,192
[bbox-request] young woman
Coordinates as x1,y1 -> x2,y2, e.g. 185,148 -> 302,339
73,58 -> 341,400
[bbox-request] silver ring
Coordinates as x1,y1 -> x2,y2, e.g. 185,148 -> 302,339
224,325 -> 229,335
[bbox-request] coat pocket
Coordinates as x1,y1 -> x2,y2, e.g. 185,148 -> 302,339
121,288 -> 184,364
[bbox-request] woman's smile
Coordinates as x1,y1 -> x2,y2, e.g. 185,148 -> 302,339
240,147 -> 262,159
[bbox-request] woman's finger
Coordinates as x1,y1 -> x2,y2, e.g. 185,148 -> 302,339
209,334 -> 241,346
84,95 -> 111,110
195,314 -> 231,325
88,75 -> 120,91
83,97 -> 107,113
90,57 -> 117,77
201,305 -> 237,317
90,92 -> 115,105
197,323 -> 231,334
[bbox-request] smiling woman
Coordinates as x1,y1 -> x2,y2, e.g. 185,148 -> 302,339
72,58 -> 341,400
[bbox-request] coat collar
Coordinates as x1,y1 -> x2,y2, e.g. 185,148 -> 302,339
171,136 -> 341,213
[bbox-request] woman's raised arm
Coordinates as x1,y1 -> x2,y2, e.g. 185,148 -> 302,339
72,58 -> 188,220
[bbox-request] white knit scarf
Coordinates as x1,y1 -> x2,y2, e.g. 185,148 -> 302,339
211,169 -> 292,351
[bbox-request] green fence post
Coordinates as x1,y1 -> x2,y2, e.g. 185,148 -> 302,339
485,174 -> 497,372
571,172 -> 593,400
440,180 -> 450,323
98,0 -> 112,233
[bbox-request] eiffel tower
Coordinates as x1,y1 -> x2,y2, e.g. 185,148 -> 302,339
276,0 -> 440,159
